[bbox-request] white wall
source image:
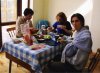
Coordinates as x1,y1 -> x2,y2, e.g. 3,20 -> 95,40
33,0 -> 44,26
44,0 -> 92,25
33,0 -> 100,52
91,0 -> 100,52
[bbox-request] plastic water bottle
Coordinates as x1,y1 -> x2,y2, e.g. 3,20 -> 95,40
41,25 -> 47,35
41,25 -> 45,29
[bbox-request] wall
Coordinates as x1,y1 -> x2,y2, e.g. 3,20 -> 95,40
33,0 -> 44,26
91,0 -> 100,52
44,0 -> 92,26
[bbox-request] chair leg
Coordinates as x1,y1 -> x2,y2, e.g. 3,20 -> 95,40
9,60 -> 12,73
90,60 -> 99,73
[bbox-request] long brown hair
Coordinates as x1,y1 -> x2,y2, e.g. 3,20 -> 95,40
57,12 -> 67,24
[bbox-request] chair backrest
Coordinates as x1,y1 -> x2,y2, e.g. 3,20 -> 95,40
36,20 -> 49,30
7,27 -> 16,39
86,48 -> 100,73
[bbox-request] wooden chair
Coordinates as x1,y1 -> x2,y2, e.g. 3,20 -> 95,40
83,48 -> 100,73
6,27 -> 20,68
6,27 -> 16,39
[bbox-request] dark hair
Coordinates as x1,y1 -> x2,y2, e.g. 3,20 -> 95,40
57,12 -> 67,24
71,13 -> 85,26
24,8 -> 34,16
85,25 -> 89,30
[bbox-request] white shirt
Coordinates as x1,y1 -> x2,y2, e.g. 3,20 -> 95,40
16,16 -> 33,37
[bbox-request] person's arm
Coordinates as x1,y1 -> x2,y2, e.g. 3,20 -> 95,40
74,36 -> 92,52
53,22 -> 57,29
70,48 -> 89,68
62,27 -> 73,36
28,20 -> 34,28
58,25 -> 72,36
52,22 -> 60,33
58,21 -> 73,36
65,37 -> 91,66
47,22 -> 58,32
16,17 -> 23,37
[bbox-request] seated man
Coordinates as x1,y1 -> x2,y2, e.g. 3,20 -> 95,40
48,13 -> 92,73
16,8 -> 38,38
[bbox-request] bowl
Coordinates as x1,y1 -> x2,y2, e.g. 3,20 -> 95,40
37,38 -> 45,43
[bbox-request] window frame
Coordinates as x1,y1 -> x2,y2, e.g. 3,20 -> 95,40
0,0 -> 31,48
0,0 -> 22,48
0,0 -> 22,26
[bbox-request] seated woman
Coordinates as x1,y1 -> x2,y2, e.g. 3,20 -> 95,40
47,12 -> 72,36
16,8 -> 37,38
48,13 -> 93,73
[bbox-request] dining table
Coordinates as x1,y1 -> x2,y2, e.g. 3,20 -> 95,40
1,35 -> 67,73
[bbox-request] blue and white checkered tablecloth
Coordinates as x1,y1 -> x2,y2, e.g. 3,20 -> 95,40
1,41 -> 61,73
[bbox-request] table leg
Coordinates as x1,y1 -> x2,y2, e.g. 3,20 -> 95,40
9,60 -> 12,73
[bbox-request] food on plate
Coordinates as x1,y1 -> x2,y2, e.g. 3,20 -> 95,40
43,35 -> 51,39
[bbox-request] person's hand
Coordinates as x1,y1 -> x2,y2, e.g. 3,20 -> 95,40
47,27 -> 53,32
57,37 -> 65,43
62,25 -> 66,30
29,28 -> 38,34
57,25 -> 66,30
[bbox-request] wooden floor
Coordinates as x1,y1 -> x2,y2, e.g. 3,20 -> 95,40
0,52 -> 100,73
0,53 -> 30,73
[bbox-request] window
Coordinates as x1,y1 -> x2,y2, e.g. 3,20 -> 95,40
1,0 -> 17,22
0,0 -> 33,47
30,0 -> 33,9
22,0 -> 33,15
22,0 -> 28,15
0,0 -> 20,48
